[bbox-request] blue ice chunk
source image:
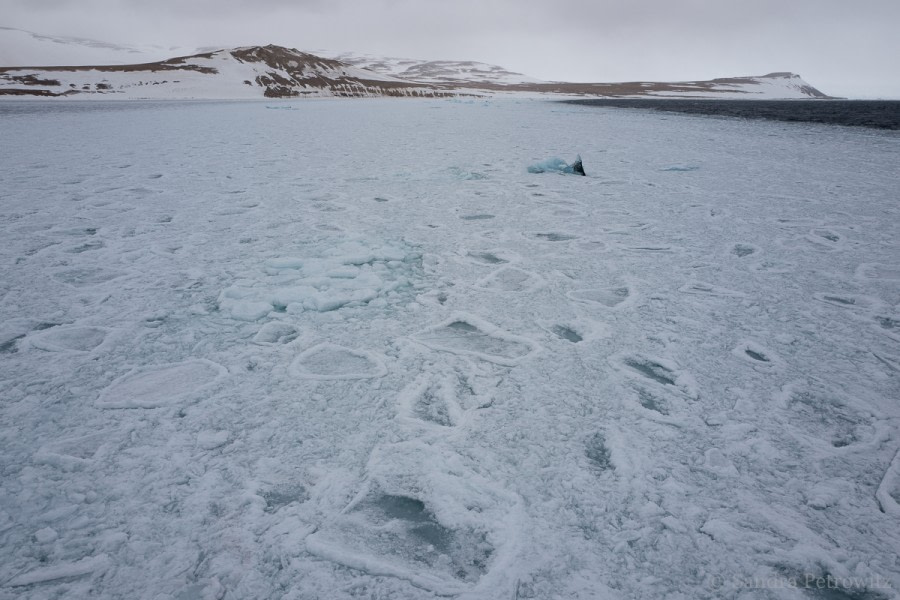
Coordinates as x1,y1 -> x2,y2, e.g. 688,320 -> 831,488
528,155 -> 585,175
528,157 -> 569,174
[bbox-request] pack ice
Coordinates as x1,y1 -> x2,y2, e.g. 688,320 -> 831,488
1,98 -> 898,600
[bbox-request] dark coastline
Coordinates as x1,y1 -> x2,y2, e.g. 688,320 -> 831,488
563,99 -> 900,130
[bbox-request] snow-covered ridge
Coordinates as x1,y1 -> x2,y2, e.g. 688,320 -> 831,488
664,72 -> 830,99
0,39 -> 831,100
321,52 -> 544,85
487,72 -> 831,99
0,45 -> 457,99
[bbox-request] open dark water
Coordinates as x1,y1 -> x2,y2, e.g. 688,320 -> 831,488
564,99 -> 900,130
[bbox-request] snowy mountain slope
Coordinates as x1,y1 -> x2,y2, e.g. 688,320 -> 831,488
0,45 -> 456,99
318,50 -> 827,97
651,72 -> 830,99
465,72 -> 831,99
0,36 -> 831,99
323,51 -> 544,85
0,26 -> 198,67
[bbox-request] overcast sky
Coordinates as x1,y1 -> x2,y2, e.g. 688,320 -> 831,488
4,0 -> 899,97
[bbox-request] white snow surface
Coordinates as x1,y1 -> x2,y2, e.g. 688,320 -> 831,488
319,51 -> 545,85
1,98 -> 899,599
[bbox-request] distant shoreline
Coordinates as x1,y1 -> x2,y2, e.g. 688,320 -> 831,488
564,99 -> 900,130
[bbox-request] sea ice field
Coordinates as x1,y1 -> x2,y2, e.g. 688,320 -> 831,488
1,98 -> 899,599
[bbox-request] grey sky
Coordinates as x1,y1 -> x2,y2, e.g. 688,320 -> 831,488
4,0 -> 899,97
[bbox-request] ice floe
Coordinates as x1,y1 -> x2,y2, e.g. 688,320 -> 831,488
289,343 -> 388,380
96,359 -> 228,408
413,314 -> 539,366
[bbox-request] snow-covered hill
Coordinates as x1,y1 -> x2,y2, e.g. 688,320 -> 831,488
510,72 -> 831,99
0,35 -> 831,100
645,72 -> 829,99
0,45 -> 454,99
322,52 -> 544,85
